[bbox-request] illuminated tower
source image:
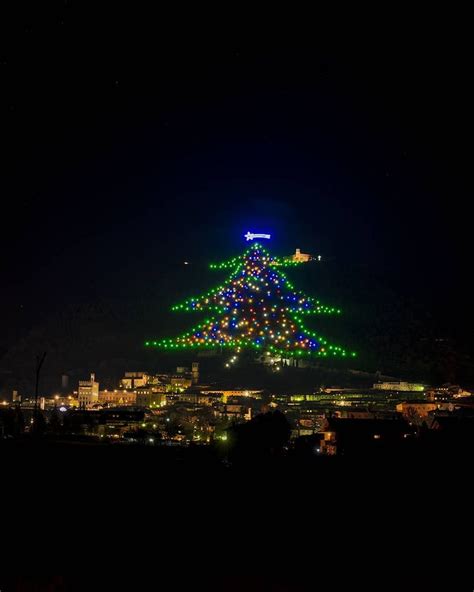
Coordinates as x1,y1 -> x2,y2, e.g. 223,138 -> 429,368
192,362 -> 199,383
78,373 -> 99,408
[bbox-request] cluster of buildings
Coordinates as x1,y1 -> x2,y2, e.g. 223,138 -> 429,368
2,370 -> 473,455
2,363 -> 266,443
55,381 -> 265,444
283,381 -> 474,455
76,364 -> 200,409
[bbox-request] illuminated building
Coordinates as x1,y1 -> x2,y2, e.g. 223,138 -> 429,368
78,373 -> 99,408
373,381 -> 425,392
135,390 -> 167,408
396,401 -> 440,418
320,430 -> 337,455
120,372 -> 150,389
292,248 -> 311,262
200,389 -> 262,403
426,386 -> 472,401
174,363 -> 200,385
99,389 -> 137,406
216,403 -> 252,421
169,376 -> 193,392
179,391 -> 223,405
192,362 -> 199,383
290,394 -> 320,402
118,365 -> 200,395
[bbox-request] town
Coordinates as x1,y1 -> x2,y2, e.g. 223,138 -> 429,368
2,361 -> 473,459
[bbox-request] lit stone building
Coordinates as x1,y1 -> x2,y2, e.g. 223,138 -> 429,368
292,248 -> 311,262
169,376 -> 193,392
119,363 -> 199,393
120,372 -> 150,389
98,389 -> 137,406
78,373 -> 99,408
172,363 -> 199,387
135,389 -> 167,408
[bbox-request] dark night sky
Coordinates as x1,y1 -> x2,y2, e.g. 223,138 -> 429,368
1,6 -> 473,386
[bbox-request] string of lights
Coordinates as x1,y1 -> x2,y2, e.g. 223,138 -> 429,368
145,243 -> 355,357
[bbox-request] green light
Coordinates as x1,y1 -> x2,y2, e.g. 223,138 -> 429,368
146,241 -> 355,358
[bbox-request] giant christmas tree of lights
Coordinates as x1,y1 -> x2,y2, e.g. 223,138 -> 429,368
145,238 -> 355,359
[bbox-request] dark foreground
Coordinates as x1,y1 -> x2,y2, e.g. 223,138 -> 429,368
2,439 -> 472,589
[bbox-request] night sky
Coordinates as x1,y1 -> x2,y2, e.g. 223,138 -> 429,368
1,6 -> 473,389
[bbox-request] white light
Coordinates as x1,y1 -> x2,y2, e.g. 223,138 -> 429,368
245,232 -> 271,241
